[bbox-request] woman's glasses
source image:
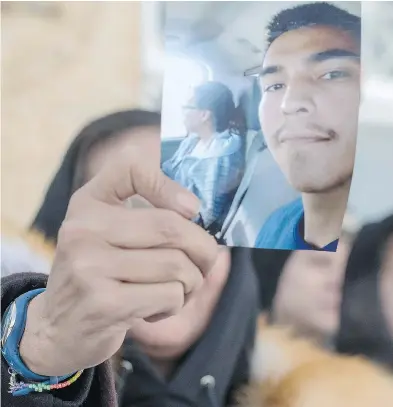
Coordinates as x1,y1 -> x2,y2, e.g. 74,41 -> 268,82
182,105 -> 199,110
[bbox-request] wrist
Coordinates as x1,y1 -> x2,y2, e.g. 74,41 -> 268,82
19,293 -> 66,377
3,291 -> 85,396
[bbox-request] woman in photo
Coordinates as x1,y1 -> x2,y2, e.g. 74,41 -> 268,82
162,81 -> 246,234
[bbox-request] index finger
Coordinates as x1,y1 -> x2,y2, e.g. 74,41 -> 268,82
82,146 -> 200,219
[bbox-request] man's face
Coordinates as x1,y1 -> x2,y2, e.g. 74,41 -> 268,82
259,26 -> 361,193
273,239 -> 350,341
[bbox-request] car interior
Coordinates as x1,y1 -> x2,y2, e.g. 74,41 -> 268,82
159,1 -> 373,247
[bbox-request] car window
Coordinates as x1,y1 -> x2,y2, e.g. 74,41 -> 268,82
161,56 -> 209,139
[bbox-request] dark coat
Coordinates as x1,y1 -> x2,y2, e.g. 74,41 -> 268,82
336,214 -> 393,369
1,248 -> 259,407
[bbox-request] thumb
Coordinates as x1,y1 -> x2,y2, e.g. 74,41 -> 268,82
82,146 -> 200,219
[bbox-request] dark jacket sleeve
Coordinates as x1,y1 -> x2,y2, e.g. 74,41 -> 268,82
1,273 -> 117,407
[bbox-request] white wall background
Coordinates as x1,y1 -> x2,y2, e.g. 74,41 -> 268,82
347,2 -> 393,225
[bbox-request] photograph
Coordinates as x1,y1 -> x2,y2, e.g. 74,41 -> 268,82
160,1 -> 361,251
2,2 -> 393,407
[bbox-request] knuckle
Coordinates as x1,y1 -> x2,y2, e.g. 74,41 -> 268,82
67,189 -> 86,214
154,210 -> 182,244
162,250 -> 186,275
81,285 -> 119,324
164,251 -> 202,293
130,151 -> 157,193
57,220 -> 86,249
69,251 -> 95,277
167,285 -> 185,315
67,250 -> 99,294
57,224 -> 101,282
153,175 -> 170,197
201,235 -> 219,269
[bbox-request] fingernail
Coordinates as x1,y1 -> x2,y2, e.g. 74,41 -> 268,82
176,192 -> 200,218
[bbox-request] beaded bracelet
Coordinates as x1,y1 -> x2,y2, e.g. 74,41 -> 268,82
9,367 -> 84,396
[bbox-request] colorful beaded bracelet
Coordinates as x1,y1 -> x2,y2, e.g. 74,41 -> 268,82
9,368 -> 84,396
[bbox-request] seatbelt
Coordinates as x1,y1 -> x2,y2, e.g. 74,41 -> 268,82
218,137 -> 266,240
196,216 -> 226,245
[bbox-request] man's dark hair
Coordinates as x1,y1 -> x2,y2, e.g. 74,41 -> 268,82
266,2 -> 361,48
31,110 -> 161,242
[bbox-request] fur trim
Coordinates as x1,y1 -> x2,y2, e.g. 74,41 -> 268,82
1,222 -> 55,277
21,229 -> 55,262
237,319 -> 393,407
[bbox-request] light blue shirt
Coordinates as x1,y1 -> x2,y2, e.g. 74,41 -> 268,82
255,198 -> 339,251
162,131 -> 245,229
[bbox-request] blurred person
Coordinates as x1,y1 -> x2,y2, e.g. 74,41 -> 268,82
255,2 -> 361,251
336,214 -> 393,369
239,319 -> 393,407
162,81 -> 246,233
1,110 -> 259,407
2,110 -> 161,279
31,109 -> 162,242
253,213 -> 356,346
240,216 -> 393,407
116,247 -> 258,407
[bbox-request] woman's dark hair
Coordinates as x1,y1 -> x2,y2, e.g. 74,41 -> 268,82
193,81 -> 246,136
31,109 -> 161,242
336,214 -> 393,368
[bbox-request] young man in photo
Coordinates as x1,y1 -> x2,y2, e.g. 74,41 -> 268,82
255,3 -> 361,251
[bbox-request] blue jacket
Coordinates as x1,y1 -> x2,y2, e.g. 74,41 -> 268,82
162,131 -> 245,229
255,198 -> 339,251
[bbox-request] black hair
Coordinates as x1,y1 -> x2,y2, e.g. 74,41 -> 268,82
251,248 -> 292,311
31,109 -> 161,242
336,214 -> 393,368
266,2 -> 361,49
193,81 -> 246,136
